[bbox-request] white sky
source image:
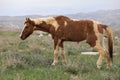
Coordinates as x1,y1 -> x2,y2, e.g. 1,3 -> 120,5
0,0 -> 120,16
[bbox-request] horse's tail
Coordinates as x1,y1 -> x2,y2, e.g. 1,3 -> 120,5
101,24 -> 113,62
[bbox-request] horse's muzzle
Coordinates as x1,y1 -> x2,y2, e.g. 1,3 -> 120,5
20,36 -> 25,40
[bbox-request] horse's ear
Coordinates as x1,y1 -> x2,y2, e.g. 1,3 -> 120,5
26,18 -> 31,21
26,18 -> 28,20
28,18 -> 31,21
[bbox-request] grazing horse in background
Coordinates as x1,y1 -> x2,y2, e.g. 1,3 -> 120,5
20,16 -> 113,69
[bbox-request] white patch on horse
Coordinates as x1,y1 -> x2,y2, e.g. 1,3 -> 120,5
64,21 -> 67,26
44,17 -> 59,31
72,19 -> 79,21
32,18 -> 43,25
92,20 -> 100,44
19,24 -> 27,37
91,19 -> 101,24
32,17 -> 60,31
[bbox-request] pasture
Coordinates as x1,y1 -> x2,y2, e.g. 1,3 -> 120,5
0,27 -> 120,80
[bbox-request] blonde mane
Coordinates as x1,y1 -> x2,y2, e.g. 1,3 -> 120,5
32,17 -> 59,30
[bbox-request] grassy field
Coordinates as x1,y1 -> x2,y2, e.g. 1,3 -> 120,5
0,28 -> 120,80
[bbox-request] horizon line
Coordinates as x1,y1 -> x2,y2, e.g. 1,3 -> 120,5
0,8 -> 120,17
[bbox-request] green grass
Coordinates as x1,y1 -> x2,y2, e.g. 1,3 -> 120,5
0,28 -> 120,80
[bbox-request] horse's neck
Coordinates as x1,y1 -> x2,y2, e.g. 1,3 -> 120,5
34,23 -> 51,33
33,18 -> 56,33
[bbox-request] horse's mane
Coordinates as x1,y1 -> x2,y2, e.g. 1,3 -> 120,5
31,17 -> 55,25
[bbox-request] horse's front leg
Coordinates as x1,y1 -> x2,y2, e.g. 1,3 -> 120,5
59,41 -> 67,64
51,39 -> 61,65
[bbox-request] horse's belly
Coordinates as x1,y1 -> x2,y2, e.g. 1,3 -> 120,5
62,32 -> 86,42
56,26 -> 87,41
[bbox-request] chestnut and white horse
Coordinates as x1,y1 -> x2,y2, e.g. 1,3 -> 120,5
20,16 -> 113,69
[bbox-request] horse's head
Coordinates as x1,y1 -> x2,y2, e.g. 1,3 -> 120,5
20,18 -> 35,40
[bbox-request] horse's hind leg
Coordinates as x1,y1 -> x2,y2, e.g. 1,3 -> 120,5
101,35 -> 112,68
104,49 -> 112,68
94,45 -> 112,69
93,44 -> 106,69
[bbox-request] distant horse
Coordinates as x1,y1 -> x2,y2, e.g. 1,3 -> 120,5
20,16 -> 113,69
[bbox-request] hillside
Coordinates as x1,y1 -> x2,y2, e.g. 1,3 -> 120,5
0,9 -> 120,30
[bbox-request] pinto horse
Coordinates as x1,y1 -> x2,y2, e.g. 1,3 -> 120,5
20,16 -> 113,69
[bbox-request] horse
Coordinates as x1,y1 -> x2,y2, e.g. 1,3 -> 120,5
20,16 -> 113,69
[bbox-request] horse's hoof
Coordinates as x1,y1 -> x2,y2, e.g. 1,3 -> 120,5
107,62 -> 112,69
97,65 -> 102,69
106,63 -> 112,69
51,61 -> 58,65
51,63 -> 56,66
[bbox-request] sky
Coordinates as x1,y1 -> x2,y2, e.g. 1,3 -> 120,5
0,0 -> 120,16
